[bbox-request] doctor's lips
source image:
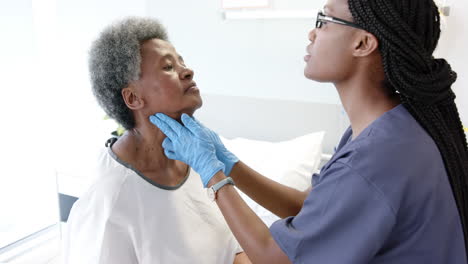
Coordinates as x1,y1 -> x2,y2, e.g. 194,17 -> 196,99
304,45 -> 312,62
185,81 -> 199,93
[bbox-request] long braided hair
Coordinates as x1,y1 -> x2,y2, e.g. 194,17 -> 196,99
348,0 -> 468,256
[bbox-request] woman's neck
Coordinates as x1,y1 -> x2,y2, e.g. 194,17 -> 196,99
111,124 -> 188,186
336,77 -> 400,140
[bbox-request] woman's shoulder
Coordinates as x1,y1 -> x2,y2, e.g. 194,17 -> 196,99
339,105 -> 440,166
322,104 -> 446,193
69,148 -> 135,215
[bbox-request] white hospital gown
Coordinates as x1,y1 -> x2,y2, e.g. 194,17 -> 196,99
64,148 -> 242,264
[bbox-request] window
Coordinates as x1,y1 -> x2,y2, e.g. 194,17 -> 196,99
0,0 -> 59,251
0,0 -> 146,257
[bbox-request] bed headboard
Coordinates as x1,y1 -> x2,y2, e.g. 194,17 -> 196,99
194,94 -> 349,154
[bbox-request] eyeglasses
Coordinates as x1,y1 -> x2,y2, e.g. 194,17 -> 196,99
316,11 -> 363,30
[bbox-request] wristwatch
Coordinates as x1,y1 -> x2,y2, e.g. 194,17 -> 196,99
207,177 -> 235,201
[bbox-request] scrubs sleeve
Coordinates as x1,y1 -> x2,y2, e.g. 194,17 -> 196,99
270,162 -> 396,264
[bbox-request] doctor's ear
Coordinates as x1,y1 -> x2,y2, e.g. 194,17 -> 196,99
353,32 -> 379,57
122,85 -> 144,110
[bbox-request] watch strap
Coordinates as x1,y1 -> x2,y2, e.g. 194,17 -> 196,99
211,177 -> 235,193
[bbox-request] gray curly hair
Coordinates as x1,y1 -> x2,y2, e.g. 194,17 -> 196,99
89,17 -> 169,129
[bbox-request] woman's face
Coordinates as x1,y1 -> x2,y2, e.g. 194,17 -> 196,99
134,38 -> 202,119
304,0 -> 360,83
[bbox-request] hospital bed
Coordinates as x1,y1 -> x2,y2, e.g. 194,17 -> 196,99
196,94 -> 348,155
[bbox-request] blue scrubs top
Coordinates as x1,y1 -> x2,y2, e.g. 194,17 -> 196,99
270,104 -> 466,263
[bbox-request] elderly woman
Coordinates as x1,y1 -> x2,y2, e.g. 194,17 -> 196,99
64,17 -> 249,264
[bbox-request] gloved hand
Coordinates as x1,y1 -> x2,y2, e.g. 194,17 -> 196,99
192,119 -> 239,176
149,113 -> 225,187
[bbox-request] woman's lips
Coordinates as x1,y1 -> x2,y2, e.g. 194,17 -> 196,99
185,81 -> 199,93
304,44 -> 313,62
186,85 -> 199,93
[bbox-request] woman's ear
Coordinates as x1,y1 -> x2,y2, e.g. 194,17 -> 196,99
122,85 -> 144,110
353,32 -> 379,57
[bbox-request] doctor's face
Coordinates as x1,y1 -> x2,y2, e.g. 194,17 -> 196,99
134,38 -> 202,119
304,0 -> 360,83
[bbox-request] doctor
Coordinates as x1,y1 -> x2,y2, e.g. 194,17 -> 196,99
150,0 -> 468,262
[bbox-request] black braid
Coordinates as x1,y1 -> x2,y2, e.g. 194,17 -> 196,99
348,0 -> 468,258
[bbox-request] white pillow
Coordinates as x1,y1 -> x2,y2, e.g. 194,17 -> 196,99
220,131 -> 325,226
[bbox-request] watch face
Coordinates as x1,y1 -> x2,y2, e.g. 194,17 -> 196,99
207,187 -> 215,201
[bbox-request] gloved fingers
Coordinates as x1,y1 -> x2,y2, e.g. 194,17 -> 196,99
155,113 -> 185,136
164,149 -> 178,160
181,114 -> 203,136
193,117 -> 207,129
150,115 -> 178,140
193,117 -> 221,140
162,137 -> 175,152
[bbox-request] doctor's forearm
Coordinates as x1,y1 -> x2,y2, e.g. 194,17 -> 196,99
230,161 -> 308,218
210,172 -> 292,264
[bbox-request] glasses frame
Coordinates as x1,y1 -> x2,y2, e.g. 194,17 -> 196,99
316,11 -> 363,30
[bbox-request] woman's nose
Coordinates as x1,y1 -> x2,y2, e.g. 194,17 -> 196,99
308,29 -> 317,43
181,67 -> 194,80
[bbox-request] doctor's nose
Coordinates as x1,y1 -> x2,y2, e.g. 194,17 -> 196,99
308,29 -> 317,43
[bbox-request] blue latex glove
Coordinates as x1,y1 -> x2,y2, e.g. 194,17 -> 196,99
149,113 -> 225,187
192,119 -> 239,176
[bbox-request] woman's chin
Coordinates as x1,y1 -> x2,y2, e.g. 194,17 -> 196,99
304,69 -> 328,83
182,99 -> 203,117
145,97 -> 202,122
195,96 -> 203,111
304,69 -> 318,81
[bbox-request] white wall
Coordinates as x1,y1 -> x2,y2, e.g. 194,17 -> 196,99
33,0 -> 468,174
0,0 -> 152,245
0,0 -> 464,165
147,0 -> 337,104
434,0 -> 468,127
51,0 -> 149,173
3,0 -> 465,173
0,0 -> 46,247
150,0 -> 466,125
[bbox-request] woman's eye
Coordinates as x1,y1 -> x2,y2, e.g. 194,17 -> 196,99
163,64 -> 173,71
